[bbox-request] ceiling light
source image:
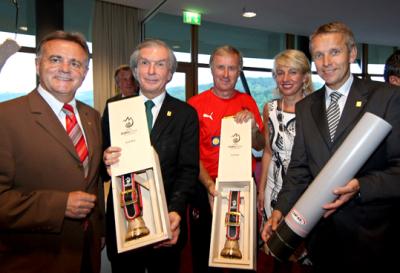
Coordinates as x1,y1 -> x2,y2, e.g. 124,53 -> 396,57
19,26 -> 28,31
242,8 -> 256,18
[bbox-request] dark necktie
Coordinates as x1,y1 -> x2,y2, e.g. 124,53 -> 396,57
145,100 -> 155,132
327,91 -> 342,142
62,103 -> 89,177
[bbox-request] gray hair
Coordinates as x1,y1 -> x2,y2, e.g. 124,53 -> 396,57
209,45 -> 243,71
36,30 -> 90,68
130,39 -> 177,80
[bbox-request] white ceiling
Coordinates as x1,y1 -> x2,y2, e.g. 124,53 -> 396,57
105,0 -> 400,47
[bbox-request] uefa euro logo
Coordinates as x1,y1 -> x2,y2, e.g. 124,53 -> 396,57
123,117 -> 134,128
232,133 -> 240,144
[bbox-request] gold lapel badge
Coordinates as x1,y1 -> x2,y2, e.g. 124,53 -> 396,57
355,101 -> 362,107
167,111 -> 172,117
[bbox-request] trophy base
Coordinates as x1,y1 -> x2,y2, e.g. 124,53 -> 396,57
126,217 -> 150,241
220,239 -> 242,259
265,220 -> 303,262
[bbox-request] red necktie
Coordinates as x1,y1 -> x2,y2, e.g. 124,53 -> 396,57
63,103 -> 89,177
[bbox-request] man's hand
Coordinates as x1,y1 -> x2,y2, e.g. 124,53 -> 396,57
323,178 -> 360,218
206,181 -> 219,211
235,109 -> 265,150
261,210 -> 283,242
234,109 -> 256,128
257,191 -> 265,217
155,211 -> 181,248
65,191 -> 96,219
103,146 -> 122,176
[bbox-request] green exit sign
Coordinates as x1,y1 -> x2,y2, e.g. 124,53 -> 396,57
183,11 -> 201,26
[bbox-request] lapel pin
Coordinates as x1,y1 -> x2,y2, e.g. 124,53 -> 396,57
167,111 -> 172,117
355,101 -> 362,107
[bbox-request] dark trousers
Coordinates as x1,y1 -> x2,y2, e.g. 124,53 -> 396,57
110,246 -> 181,273
189,183 -> 222,273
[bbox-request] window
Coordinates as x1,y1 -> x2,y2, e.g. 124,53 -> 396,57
199,20 -> 285,60
166,72 -> 186,101
145,13 -> 191,63
368,44 -> 395,79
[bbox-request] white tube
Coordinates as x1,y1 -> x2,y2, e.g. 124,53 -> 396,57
266,112 -> 392,261
285,112 -> 392,237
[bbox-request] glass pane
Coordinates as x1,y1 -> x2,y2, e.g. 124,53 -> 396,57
64,0 -> 94,43
145,13 -> 190,62
198,67 -> 214,93
0,31 -> 35,48
166,72 -> 186,101
0,0 -> 36,38
371,76 -> 385,82
75,58 -> 94,106
243,71 -> 274,114
368,64 -> 385,75
199,20 -> 285,60
311,74 -> 325,91
368,44 -> 395,75
0,52 -> 36,102
174,52 -> 191,63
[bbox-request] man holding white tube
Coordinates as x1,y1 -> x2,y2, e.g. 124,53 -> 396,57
262,21 -> 400,273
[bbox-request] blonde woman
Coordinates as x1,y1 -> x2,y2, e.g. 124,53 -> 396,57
258,49 -> 313,220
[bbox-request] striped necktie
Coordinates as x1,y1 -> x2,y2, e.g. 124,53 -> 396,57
62,103 -> 89,177
327,91 -> 342,142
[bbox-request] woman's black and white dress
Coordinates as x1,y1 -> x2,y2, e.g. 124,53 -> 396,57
264,99 -> 296,218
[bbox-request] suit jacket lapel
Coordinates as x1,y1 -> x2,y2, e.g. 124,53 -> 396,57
334,77 -> 368,142
311,88 -> 332,148
151,93 -> 174,144
28,90 -> 80,161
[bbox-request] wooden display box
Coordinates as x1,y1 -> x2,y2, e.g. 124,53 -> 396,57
209,178 -> 256,270
110,149 -> 171,253
208,117 -> 257,270
108,97 -> 171,253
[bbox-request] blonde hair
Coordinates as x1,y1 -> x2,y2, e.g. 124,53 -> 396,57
273,49 -> 313,95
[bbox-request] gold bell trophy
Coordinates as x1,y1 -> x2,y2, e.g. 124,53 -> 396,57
220,190 -> 242,259
120,173 -> 150,241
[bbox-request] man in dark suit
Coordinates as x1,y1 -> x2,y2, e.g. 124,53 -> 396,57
103,39 -> 199,273
262,21 -> 400,273
0,31 -> 104,273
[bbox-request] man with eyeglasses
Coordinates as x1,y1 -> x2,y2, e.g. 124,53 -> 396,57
188,45 -> 264,273
103,39 -> 199,273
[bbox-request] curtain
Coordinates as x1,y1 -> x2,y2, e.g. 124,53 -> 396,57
92,0 -> 140,113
